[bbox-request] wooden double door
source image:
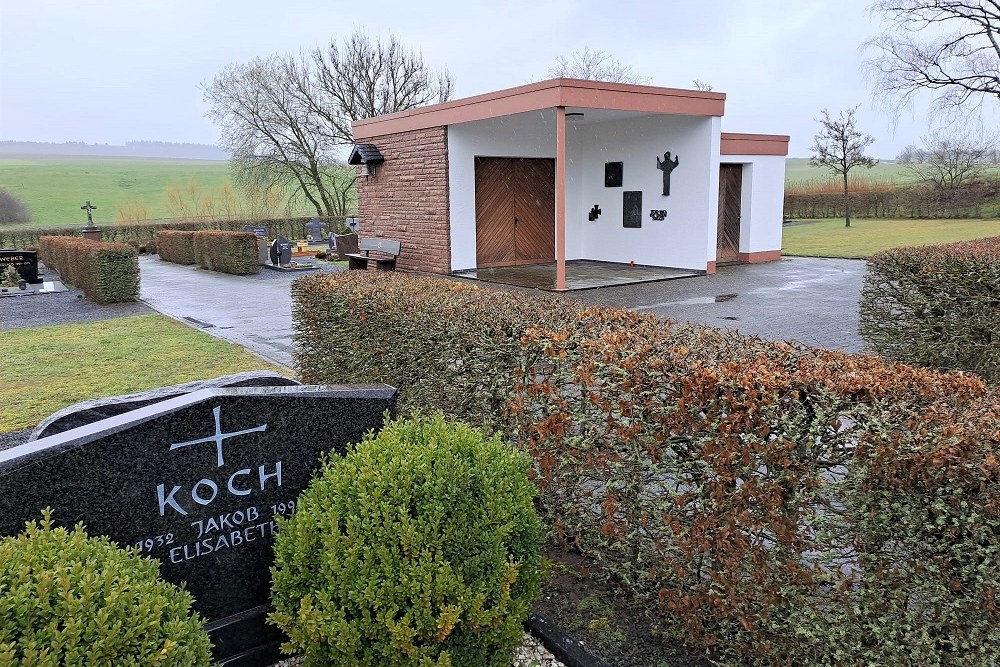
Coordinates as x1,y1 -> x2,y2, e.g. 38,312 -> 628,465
717,163 -> 743,264
475,157 -> 555,268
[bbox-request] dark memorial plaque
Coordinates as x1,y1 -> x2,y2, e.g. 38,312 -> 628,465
268,235 -> 293,266
242,225 -> 268,239
623,191 -> 643,228
0,383 -> 397,666
0,249 -> 40,283
604,161 -> 623,188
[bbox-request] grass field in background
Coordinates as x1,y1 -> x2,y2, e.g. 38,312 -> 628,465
782,217 -> 1000,258
0,314 -> 288,431
0,156 -> 236,227
784,157 -> 921,186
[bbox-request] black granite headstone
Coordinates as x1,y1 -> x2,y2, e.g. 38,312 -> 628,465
623,191 -> 642,228
0,249 -> 40,284
268,235 -> 293,266
0,383 -> 397,666
304,218 -> 326,243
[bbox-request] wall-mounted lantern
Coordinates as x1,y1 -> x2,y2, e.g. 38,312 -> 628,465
348,144 -> 385,180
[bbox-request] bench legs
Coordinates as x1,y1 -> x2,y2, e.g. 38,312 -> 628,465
348,256 -> 369,271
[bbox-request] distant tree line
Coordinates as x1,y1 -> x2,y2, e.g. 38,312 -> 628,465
0,141 -> 230,160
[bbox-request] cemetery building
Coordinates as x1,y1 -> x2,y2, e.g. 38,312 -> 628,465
350,78 -> 788,290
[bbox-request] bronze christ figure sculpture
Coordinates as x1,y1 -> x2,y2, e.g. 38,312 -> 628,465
656,152 -> 679,196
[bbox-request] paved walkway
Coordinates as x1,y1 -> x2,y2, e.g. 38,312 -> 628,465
563,257 -> 867,352
139,257 -> 342,369
138,257 -> 867,371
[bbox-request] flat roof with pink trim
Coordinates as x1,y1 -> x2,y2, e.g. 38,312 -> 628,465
352,78 -> 727,140
721,132 -> 790,156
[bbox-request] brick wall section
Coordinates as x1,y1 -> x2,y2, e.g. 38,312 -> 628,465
356,126 -> 450,274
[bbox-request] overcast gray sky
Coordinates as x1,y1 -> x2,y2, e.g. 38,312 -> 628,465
0,0 -> 982,158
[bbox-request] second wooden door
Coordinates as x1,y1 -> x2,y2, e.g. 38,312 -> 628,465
475,157 -> 555,268
717,163 -> 743,264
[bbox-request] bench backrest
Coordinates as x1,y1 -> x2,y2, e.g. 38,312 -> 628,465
359,238 -> 401,256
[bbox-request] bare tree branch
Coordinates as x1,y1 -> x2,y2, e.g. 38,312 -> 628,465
906,127 -> 998,188
202,30 -> 452,217
866,1 -> 1000,119
546,47 -> 650,84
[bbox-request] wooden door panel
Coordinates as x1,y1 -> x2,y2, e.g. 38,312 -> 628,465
513,158 -> 555,264
475,157 -> 515,268
717,164 -> 742,263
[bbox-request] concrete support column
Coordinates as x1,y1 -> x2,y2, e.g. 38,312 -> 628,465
555,106 -> 567,291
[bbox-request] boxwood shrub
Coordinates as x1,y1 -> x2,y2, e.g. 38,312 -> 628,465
192,230 -> 259,275
292,270 -> 1000,667
860,236 -> 1000,380
270,414 -> 544,667
156,230 -> 197,265
37,235 -> 139,303
0,511 -> 212,666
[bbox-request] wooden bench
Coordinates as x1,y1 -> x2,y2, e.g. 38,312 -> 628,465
346,238 -> 402,271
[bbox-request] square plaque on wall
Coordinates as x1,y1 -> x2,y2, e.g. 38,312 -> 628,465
623,191 -> 642,228
605,162 -> 623,188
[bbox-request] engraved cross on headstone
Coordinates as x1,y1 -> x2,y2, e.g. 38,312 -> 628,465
81,200 -> 98,227
169,405 -> 267,467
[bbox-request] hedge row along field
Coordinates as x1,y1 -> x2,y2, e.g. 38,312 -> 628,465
192,230 -> 259,275
0,215 -> 346,250
293,271 -> 1000,666
860,235 -> 1000,381
156,230 -> 196,265
37,235 -> 139,303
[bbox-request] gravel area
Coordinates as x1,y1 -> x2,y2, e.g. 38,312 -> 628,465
269,633 -> 566,667
0,428 -> 31,451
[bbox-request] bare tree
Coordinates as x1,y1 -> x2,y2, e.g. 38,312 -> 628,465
203,30 -> 453,218
547,47 -> 649,84
692,79 -> 714,91
907,129 -> 998,189
810,107 -> 879,227
867,1 -> 1000,117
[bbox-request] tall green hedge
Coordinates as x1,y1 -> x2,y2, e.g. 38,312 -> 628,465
37,236 -> 139,303
860,236 -> 1000,380
292,270 -> 1000,666
0,216 -> 345,250
156,230 -> 197,265
193,230 -> 259,275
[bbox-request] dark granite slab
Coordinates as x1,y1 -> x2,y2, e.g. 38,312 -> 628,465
30,371 -> 301,440
0,383 -> 397,666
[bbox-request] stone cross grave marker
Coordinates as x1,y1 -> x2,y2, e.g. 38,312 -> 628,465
0,383 -> 397,666
304,218 -> 326,243
81,200 -> 98,226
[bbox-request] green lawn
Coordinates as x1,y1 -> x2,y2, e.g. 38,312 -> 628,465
0,156 -> 324,228
0,314 -> 289,431
784,157 -> 1000,187
782,217 -> 1000,258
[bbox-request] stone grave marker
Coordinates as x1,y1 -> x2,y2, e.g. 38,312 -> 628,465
0,249 -> 40,284
0,382 -> 397,666
268,235 -> 293,267
242,225 -> 268,238
304,218 -> 326,243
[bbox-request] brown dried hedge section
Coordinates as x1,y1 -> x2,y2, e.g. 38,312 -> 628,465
155,230 -> 196,265
293,271 -> 1000,666
37,236 -> 139,303
860,236 -> 1000,381
192,231 -> 259,275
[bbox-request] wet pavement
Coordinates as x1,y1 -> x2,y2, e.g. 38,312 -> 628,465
560,257 -> 866,352
454,260 -> 699,290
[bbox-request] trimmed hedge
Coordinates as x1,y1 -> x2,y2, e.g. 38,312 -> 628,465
193,230 -> 259,275
156,230 -> 197,265
0,511 -> 213,665
0,216 -> 346,250
293,271 -> 1000,667
270,414 -> 544,667
860,236 -> 1000,380
37,235 -> 139,303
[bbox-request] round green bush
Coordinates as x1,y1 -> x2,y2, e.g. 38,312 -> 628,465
270,414 -> 544,667
0,511 -> 213,666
